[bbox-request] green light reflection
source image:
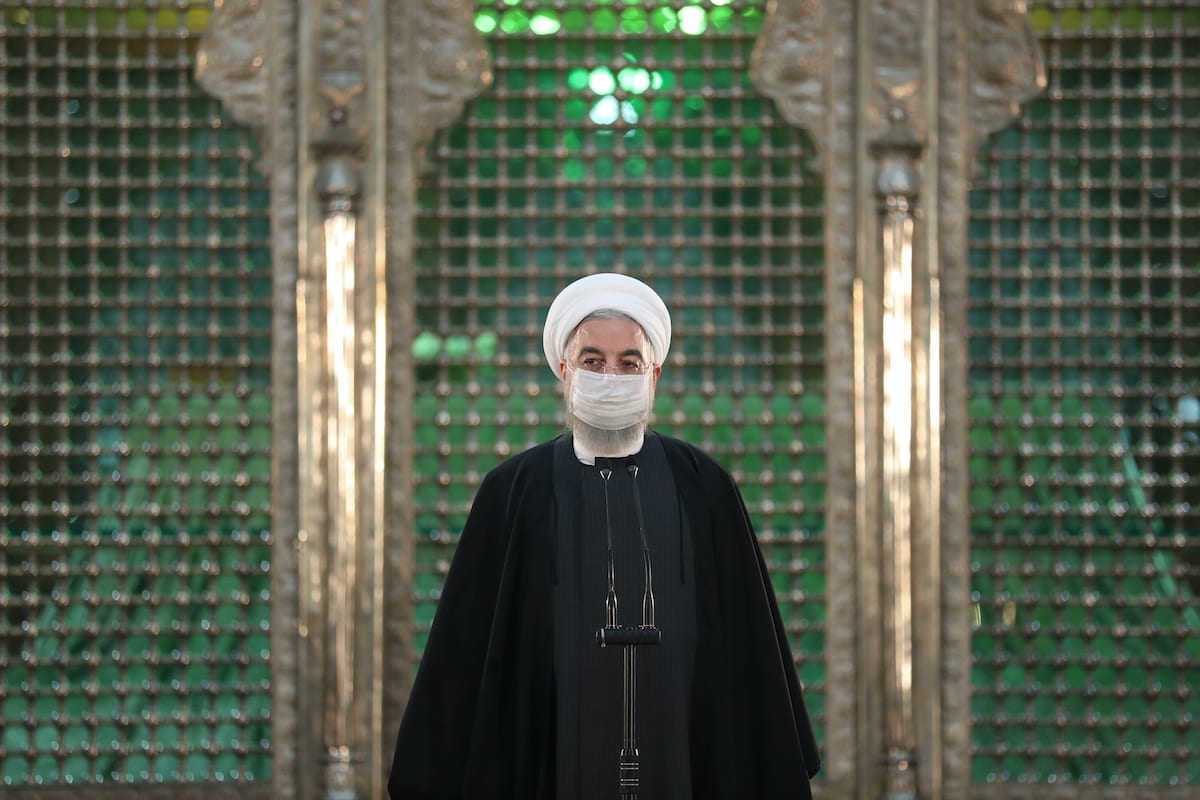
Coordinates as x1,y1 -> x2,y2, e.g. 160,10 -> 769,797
474,3 -> 724,37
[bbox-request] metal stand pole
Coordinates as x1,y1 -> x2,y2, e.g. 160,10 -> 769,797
620,643 -> 638,799
597,625 -> 660,800
596,463 -> 660,799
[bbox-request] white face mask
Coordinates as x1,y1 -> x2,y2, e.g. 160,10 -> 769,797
568,368 -> 652,431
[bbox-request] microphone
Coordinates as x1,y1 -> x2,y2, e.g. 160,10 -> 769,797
626,463 -> 656,631
593,460 -> 660,800
595,461 -> 660,646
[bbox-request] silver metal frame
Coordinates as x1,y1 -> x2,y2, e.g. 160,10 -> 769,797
190,1 -> 1192,799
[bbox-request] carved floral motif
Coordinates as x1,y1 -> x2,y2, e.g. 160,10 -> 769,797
750,0 -> 825,153
398,0 -> 493,167
970,0 -> 1046,147
195,0 -> 268,141
752,0 -> 1043,159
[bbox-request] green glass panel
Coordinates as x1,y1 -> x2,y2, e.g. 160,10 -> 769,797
418,0 -> 825,738
967,0 -> 1199,786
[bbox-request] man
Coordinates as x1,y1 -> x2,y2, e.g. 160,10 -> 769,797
389,273 -> 820,799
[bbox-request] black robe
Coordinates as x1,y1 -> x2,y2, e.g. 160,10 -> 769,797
388,432 -> 821,799
552,435 -> 696,799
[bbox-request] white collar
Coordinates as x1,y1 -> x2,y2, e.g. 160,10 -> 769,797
572,431 -> 645,466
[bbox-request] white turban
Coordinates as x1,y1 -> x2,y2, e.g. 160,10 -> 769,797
542,273 -> 672,380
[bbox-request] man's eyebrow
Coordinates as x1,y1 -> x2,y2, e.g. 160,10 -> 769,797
577,345 -> 645,358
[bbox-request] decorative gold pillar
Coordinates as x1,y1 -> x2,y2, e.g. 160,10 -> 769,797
379,2 -> 491,791
871,115 -> 924,800
196,1 -> 489,798
197,0 -> 1045,796
935,2 -> 1045,798
309,104 -> 367,800
755,1 -> 1044,797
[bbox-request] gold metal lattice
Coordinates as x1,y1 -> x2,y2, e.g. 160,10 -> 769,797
967,1 -> 1200,787
0,4 -> 272,787
410,0 -> 829,725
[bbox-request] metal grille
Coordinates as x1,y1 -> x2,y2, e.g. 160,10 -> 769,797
413,0 -> 827,734
0,3 -> 272,787
967,1 -> 1199,787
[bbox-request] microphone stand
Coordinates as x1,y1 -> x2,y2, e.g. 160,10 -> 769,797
594,464 -> 660,800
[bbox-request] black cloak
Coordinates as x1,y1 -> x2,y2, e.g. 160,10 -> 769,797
388,432 -> 821,799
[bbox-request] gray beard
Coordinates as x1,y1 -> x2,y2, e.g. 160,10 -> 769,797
566,409 -> 646,457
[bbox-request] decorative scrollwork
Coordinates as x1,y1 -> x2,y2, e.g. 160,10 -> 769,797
750,0 -> 825,155
970,0 -> 1046,148
397,0 -> 493,168
195,0 -> 269,143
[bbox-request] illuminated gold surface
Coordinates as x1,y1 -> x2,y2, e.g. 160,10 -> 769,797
3,1 -> 1181,798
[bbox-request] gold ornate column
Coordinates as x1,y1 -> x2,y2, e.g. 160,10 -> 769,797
755,0 -> 1043,797
752,0 -> 865,794
379,2 -> 491,792
197,1 -> 488,797
870,115 -> 924,800
935,2 -> 1044,798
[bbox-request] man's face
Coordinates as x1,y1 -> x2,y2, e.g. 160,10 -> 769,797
559,317 -> 662,390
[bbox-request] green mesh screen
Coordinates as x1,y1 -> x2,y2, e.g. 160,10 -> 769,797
967,1 -> 1200,787
412,0 -> 827,737
0,4 -> 272,787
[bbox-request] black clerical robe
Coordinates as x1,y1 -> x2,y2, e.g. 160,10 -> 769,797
552,434 -> 695,799
388,431 -> 821,800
